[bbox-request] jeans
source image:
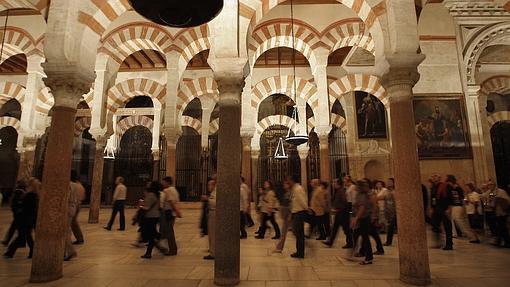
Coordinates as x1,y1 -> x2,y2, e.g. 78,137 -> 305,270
432,209 -> 453,248
485,211 -> 498,236
160,210 -> 177,255
292,211 -> 307,257
259,212 -> 281,238
358,217 -> 373,262
496,215 -> 510,246
386,216 -> 397,245
329,211 -> 353,246
5,226 -> 34,257
107,200 -> 126,230
240,212 -> 247,238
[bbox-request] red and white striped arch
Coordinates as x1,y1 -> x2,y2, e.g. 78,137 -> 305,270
177,77 -> 219,113
181,116 -> 202,134
329,74 -> 387,107
116,115 -> 154,139
0,27 -> 43,64
331,113 -> 348,133
252,114 -> 314,147
251,75 -> 318,112
480,76 -> 510,96
0,116 -> 20,131
74,117 -> 92,137
78,0 -> 131,36
107,78 -> 166,112
173,25 -> 211,74
209,119 -> 219,135
99,23 -> 173,64
322,20 -> 375,55
0,81 -> 25,107
249,21 -> 321,69
488,111 -> 510,129
35,87 -> 54,114
0,0 -> 48,13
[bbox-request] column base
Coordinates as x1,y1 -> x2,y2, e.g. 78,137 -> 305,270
29,273 -> 63,283
88,219 -> 99,224
214,278 -> 240,286
400,274 -> 431,286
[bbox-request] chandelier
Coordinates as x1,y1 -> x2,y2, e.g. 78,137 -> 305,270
274,137 -> 288,160
285,0 -> 309,146
128,0 -> 223,28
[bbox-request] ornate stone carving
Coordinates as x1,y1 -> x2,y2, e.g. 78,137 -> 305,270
358,140 -> 390,156
444,1 -> 509,17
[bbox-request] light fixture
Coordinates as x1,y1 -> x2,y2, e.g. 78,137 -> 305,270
285,0 -> 309,146
274,137 -> 288,160
128,0 -> 223,28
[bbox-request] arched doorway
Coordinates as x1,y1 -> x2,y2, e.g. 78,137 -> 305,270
491,121 -> 510,188
115,126 -> 153,204
329,127 -> 349,180
258,125 -> 300,187
0,126 -> 19,202
176,127 -> 202,201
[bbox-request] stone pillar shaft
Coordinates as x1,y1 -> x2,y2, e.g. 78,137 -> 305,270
298,147 -> 309,192
214,78 -> 243,286
30,106 -> 77,282
166,143 -> 177,179
241,136 -> 252,194
318,135 -> 330,182
250,149 -> 260,198
88,141 -> 105,224
383,65 -> 431,286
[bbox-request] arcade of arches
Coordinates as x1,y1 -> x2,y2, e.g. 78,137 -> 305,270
0,0 -> 510,286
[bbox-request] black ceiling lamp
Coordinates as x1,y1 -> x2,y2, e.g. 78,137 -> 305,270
128,0 -> 224,28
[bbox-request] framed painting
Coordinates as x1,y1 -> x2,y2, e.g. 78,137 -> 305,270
413,95 -> 472,159
355,91 -> 387,139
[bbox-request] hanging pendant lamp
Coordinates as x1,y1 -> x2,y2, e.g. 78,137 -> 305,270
285,0 -> 309,146
128,0 -> 223,28
274,137 -> 288,160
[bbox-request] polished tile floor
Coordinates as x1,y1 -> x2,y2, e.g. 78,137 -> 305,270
0,205 -> 509,287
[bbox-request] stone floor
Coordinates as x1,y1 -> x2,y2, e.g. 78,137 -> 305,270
0,205 -> 509,287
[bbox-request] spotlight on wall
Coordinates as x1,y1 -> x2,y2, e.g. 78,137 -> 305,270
128,0 -> 224,28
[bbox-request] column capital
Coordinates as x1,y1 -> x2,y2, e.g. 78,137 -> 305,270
240,127 -> 255,139
216,76 -> 246,103
164,127 -> 181,145
17,136 -> 38,153
297,146 -> 310,160
250,148 -> 260,159
241,134 -> 252,148
315,125 -> 332,140
43,73 -> 92,109
93,135 -> 108,148
152,149 -> 161,161
381,53 -> 425,92
467,84 -> 482,97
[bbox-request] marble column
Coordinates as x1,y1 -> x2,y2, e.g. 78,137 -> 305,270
165,135 -> 178,179
382,57 -> 431,286
241,135 -> 252,192
466,85 -> 496,185
17,137 -> 38,180
88,137 -> 106,224
30,79 -> 88,283
214,76 -> 244,286
152,150 -> 161,181
298,146 -> 309,192
317,130 -> 331,183
250,148 -> 260,202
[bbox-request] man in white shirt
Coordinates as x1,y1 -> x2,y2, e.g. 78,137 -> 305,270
287,176 -> 308,258
483,181 -> 510,247
240,179 -> 250,239
241,177 -> 255,227
160,176 -> 181,255
204,178 -> 216,260
104,177 -> 127,231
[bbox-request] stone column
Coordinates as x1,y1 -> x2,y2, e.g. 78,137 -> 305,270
316,127 -> 332,183
298,146 -> 309,192
165,133 -> 179,179
214,75 -> 245,286
30,78 -> 88,283
466,85 -> 496,184
382,55 -> 431,286
17,137 -> 38,180
152,150 -> 161,181
88,136 -> 107,224
250,148 -> 260,203
241,135 -> 252,192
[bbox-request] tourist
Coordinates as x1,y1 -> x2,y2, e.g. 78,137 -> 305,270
140,181 -> 161,259
3,178 -> 39,259
1,180 -> 26,246
288,176 -> 308,258
481,181 -> 500,238
255,187 -> 265,235
449,177 -> 480,243
465,182 -> 483,231
204,178 -> 216,260
309,179 -> 328,240
323,178 -> 353,248
375,180 -> 389,233
380,178 -> 396,246
483,181 -> 510,248
241,177 -> 255,227
431,176 -> 453,250
240,178 -> 250,239
255,180 -> 280,240
65,175 -> 81,261
351,180 -> 375,265
104,176 -> 127,231
159,176 -> 181,256
274,181 -> 292,253
70,170 -> 85,245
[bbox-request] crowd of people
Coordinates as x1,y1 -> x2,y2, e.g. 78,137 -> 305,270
2,171 -> 509,266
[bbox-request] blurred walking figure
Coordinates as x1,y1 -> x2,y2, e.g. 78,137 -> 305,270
204,178 -> 217,260
65,175 -> 81,261
140,181 -> 161,259
71,170 -> 85,245
323,178 -> 353,248
2,181 -> 26,246
274,181 -> 292,253
104,176 -> 127,231
255,180 -> 280,240
159,176 -> 181,256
